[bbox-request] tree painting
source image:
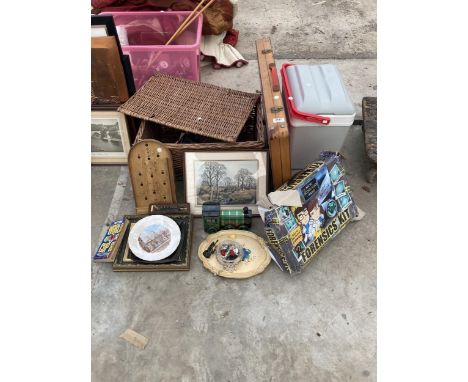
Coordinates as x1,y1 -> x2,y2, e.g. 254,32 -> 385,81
200,161 -> 227,200
197,160 -> 258,205
221,176 -> 233,190
234,168 -> 253,190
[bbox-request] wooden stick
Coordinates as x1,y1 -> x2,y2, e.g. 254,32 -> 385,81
146,0 -> 215,72
165,0 -> 216,45
165,0 -> 207,45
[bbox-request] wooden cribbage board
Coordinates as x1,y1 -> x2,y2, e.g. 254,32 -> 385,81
128,140 -> 177,214
256,37 -> 291,189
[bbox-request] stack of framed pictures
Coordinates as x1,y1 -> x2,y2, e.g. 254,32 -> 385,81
91,14 -> 136,165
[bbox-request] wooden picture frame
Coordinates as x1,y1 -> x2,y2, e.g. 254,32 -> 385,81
91,14 -> 136,100
113,212 -> 192,272
91,36 -> 129,105
184,151 -> 269,215
91,110 -> 131,164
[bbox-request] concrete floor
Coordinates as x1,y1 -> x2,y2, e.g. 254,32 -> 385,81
92,1 -> 376,380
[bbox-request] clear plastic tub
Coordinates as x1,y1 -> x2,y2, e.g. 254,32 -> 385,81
102,11 -> 203,89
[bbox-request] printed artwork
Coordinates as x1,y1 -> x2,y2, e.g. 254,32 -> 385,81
91,118 -> 123,153
334,180 -> 346,197
325,200 -> 338,218
194,160 -> 258,206
330,163 -> 343,184
338,193 -> 352,210
293,199 -> 325,244
138,224 -> 172,253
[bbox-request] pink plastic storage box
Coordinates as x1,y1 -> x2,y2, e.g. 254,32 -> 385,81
101,11 -> 203,89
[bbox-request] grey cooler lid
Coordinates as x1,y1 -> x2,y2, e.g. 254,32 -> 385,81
285,64 -> 355,115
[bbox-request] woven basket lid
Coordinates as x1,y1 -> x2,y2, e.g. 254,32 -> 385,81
118,74 -> 260,143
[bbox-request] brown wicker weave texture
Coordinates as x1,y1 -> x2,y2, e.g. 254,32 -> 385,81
118,74 -> 260,143
135,100 -> 266,180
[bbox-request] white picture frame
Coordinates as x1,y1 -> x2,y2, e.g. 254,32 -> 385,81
184,151 -> 268,215
91,111 -> 131,164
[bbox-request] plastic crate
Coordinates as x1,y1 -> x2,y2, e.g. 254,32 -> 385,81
102,11 -> 202,89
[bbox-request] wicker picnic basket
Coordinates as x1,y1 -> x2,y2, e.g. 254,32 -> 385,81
119,74 -> 261,142
121,74 -> 267,179
134,98 -> 266,179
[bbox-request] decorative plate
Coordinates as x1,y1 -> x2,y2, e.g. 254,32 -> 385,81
198,230 -> 271,279
128,215 -> 181,261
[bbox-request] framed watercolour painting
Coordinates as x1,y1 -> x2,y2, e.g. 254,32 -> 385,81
91,110 -> 130,164
184,151 -> 268,215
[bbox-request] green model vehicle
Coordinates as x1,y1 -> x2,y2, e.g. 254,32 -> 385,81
202,201 -> 253,234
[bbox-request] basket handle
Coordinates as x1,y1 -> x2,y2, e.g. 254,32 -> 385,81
281,63 -> 330,125
269,63 -> 280,92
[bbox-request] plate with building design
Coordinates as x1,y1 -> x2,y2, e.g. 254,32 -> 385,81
128,215 -> 181,261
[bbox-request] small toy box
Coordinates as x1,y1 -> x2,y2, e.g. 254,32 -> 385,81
101,11 -> 203,89
263,152 -> 358,274
281,63 -> 355,169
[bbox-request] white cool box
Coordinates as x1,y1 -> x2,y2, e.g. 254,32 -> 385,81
281,64 -> 356,170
